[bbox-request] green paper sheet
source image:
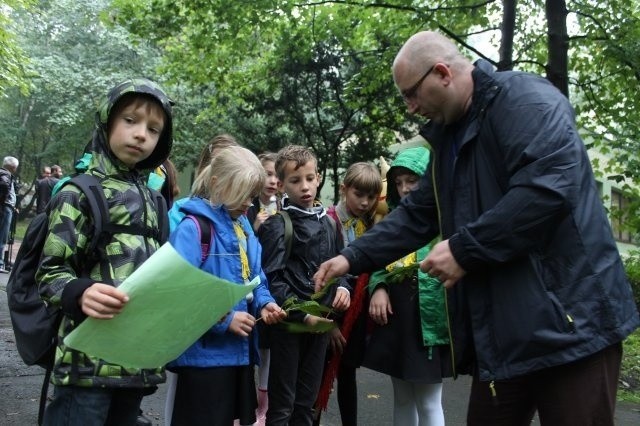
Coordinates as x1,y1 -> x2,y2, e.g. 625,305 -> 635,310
64,243 -> 257,369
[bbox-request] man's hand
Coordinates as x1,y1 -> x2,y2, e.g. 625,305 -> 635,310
332,287 -> 350,312
313,255 -> 350,292
420,239 -> 466,289
81,283 -> 129,319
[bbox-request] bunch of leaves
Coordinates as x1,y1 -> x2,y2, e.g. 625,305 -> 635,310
367,263 -> 419,292
279,296 -> 336,333
276,278 -> 339,333
386,263 -> 420,283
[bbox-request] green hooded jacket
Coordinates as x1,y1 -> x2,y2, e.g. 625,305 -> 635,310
369,146 -> 449,348
36,78 -> 173,388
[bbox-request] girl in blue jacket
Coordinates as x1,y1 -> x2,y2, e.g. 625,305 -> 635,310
167,146 -> 285,426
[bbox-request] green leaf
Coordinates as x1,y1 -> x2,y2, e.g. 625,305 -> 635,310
282,320 -> 337,334
385,264 -> 419,284
310,277 -> 337,300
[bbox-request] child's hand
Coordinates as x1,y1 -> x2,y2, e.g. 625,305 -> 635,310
229,311 -> 257,337
369,287 -> 393,325
303,315 -> 333,333
332,287 -> 351,312
328,328 -> 346,354
81,283 -> 129,319
253,211 -> 270,232
260,302 -> 287,325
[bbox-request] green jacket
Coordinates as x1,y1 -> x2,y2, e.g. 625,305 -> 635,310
369,147 -> 449,348
36,78 -> 173,388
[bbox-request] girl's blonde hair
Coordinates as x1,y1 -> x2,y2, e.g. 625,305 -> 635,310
192,146 -> 265,208
342,162 -> 383,196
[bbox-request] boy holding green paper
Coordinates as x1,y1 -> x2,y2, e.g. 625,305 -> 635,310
36,78 -> 174,425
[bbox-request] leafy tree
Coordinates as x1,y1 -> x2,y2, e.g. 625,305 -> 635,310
0,0 -> 33,95
0,0 -> 164,216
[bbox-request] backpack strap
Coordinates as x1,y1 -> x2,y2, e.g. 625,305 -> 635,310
185,214 -> 213,264
149,188 -> 169,243
65,174 -> 110,255
66,174 -> 168,243
65,174 -> 168,280
278,210 -> 293,262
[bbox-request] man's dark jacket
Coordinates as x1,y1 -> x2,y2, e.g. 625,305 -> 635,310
343,59 -> 640,381
35,176 -> 58,214
0,168 -> 12,207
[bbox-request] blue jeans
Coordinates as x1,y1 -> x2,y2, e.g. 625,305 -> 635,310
0,205 -> 13,268
43,385 -> 144,426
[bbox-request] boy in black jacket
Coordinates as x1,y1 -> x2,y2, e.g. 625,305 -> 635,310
258,145 -> 350,426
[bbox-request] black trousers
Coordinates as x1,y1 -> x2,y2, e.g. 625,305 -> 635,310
266,328 -> 329,426
467,342 -> 622,426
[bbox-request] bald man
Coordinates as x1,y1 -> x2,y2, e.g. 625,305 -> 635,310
315,31 -> 639,425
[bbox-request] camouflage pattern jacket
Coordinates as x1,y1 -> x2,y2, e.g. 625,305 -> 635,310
36,78 -> 173,388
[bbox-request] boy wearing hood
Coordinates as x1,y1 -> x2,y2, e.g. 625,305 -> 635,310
36,78 -> 173,425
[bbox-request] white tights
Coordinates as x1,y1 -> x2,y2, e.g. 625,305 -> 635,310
391,377 -> 445,426
257,348 -> 270,389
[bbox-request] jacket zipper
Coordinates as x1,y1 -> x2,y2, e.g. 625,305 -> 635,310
489,380 -> 499,406
429,144 -> 457,379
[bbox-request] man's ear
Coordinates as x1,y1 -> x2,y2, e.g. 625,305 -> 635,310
434,62 -> 453,85
277,179 -> 284,192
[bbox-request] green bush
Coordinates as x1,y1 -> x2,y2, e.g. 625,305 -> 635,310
621,250 -> 640,401
621,330 -> 640,402
623,250 -> 640,309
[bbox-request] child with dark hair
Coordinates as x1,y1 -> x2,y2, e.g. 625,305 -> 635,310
36,78 -> 174,425
258,145 -> 351,426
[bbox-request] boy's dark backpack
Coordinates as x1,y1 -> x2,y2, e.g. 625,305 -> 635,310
5,173 -> 167,424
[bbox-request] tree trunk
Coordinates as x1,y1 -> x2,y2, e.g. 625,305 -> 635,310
545,0 -> 569,97
498,0 -> 517,71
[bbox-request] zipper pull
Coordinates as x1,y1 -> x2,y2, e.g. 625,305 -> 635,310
489,380 -> 499,406
566,313 -> 576,333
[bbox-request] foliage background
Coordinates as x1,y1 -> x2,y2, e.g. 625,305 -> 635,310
1,1 -> 640,208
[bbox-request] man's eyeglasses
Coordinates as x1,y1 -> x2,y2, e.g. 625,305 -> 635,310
400,65 -> 435,102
